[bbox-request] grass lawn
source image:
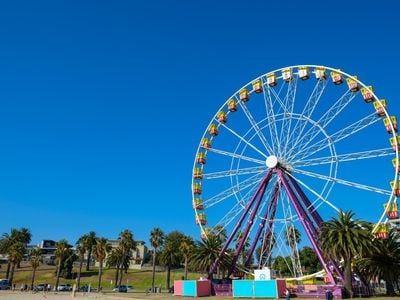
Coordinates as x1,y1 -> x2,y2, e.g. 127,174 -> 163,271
0,263 -> 203,291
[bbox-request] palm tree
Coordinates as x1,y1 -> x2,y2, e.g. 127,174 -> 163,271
117,229 -> 136,286
190,234 -> 229,279
75,241 -> 86,290
179,236 -> 194,280
16,228 -> 31,268
106,246 -> 125,287
8,241 -> 25,286
319,210 -> 374,297
80,231 -> 97,271
29,248 -> 42,290
55,239 -> 70,291
93,237 -> 112,292
150,227 -> 165,291
159,231 -> 185,290
356,228 -> 400,296
0,228 -> 31,278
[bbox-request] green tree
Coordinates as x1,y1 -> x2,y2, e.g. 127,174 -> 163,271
356,228 -> 400,296
117,229 -> 136,286
80,231 -> 97,271
8,241 -> 25,286
75,241 -> 86,290
159,231 -> 185,290
190,234 -> 231,279
93,237 -> 112,292
272,255 -> 291,277
54,239 -> 70,291
29,248 -> 42,290
0,228 -> 31,279
59,249 -> 77,279
299,246 -> 322,274
106,246 -> 125,287
319,210 -> 374,297
179,236 -> 194,280
150,227 -> 165,291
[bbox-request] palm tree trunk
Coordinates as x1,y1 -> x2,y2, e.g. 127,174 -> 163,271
86,248 -> 92,271
184,257 -> 188,280
55,259 -> 62,291
5,262 -> 10,279
165,265 -> 171,290
9,263 -> 16,286
114,265 -> 119,287
151,251 -> 156,290
118,264 -> 124,286
97,261 -> 103,292
30,267 -> 36,290
77,258 -> 83,290
344,261 -> 353,298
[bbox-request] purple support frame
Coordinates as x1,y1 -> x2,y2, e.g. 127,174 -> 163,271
207,170 -> 273,278
277,169 -> 336,285
244,183 -> 280,267
207,166 -> 342,285
287,174 -> 344,282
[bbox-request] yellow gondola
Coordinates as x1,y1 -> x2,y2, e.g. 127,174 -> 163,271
346,76 -> 359,92
227,99 -> 238,112
217,111 -> 227,123
374,223 -> 389,240
330,70 -> 343,85
384,202 -> 398,219
392,158 -> 400,173
193,168 -> 203,180
390,136 -> 400,152
201,227 -> 211,240
360,86 -> 375,103
383,116 -> 398,134
196,213 -> 207,225
390,180 -> 400,197
201,137 -> 212,149
267,73 -> 277,87
373,99 -> 387,117
193,198 -> 204,210
239,88 -> 250,102
298,66 -> 310,80
315,67 -> 326,80
196,152 -> 206,164
193,183 -> 202,195
252,79 -> 263,93
282,68 -> 293,82
208,124 -> 218,136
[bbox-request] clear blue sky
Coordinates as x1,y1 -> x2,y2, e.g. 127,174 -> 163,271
0,0 -> 399,246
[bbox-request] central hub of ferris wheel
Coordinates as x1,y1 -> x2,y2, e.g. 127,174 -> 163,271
266,155 -> 279,168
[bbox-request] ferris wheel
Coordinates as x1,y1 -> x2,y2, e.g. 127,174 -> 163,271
191,65 -> 400,282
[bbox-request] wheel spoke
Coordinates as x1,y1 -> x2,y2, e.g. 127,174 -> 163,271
213,201 -> 244,232
203,172 -> 264,208
292,112 -> 381,162
280,76 -> 299,158
285,171 -> 341,213
292,167 -> 392,195
239,99 -> 274,155
264,84 -> 284,154
207,147 -> 265,165
286,79 -> 328,155
218,122 -> 268,159
287,89 -> 358,159
203,166 -> 266,180
292,148 -> 394,168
